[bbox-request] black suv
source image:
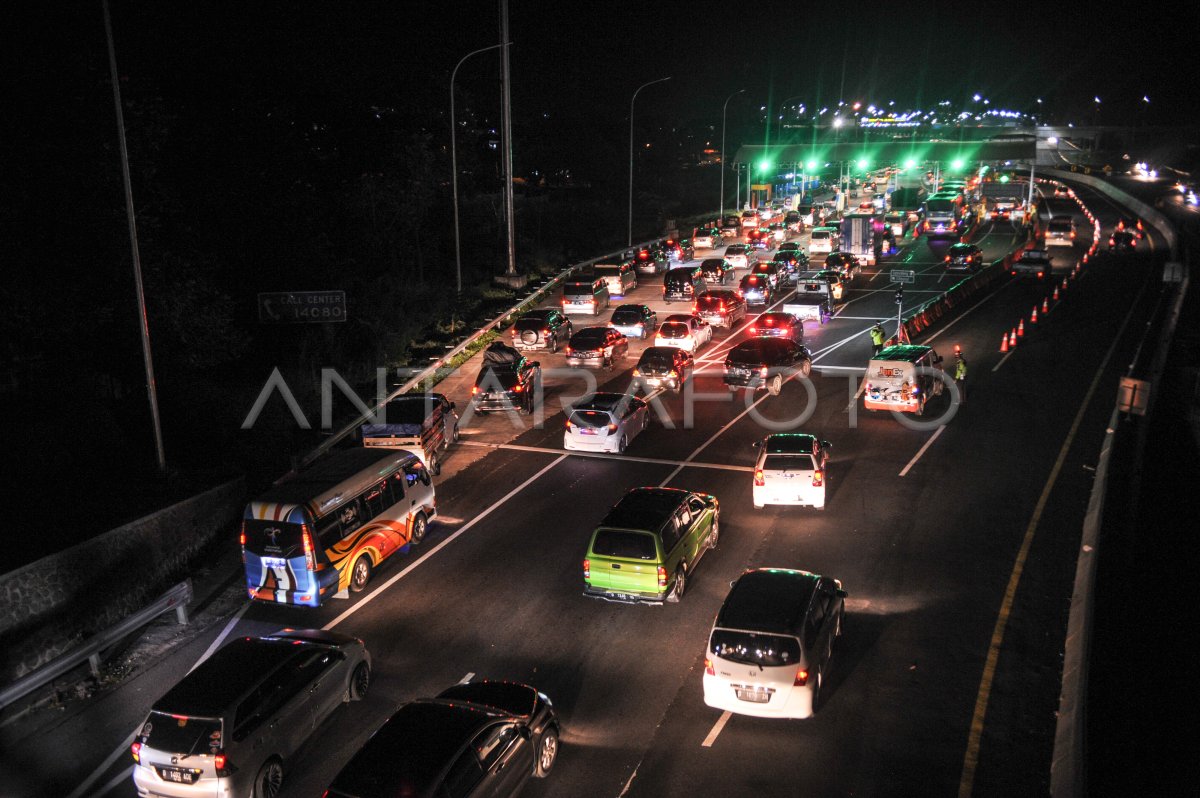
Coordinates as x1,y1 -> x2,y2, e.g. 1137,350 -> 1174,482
944,243 -> 982,272
699,258 -> 733,285
472,343 -> 542,414
132,630 -> 371,798
723,338 -> 812,395
510,308 -> 573,353
633,346 -> 694,393
325,680 -> 560,798
663,238 -> 695,262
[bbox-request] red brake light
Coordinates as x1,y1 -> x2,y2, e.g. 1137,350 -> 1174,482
794,668 -> 810,686
583,558 -> 590,579
749,327 -> 756,334
565,420 -> 573,429
513,384 -> 524,393
131,742 -> 141,764
759,366 -> 769,378
471,385 -> 479,395
239,522 -> 246,547
214,750 -> 229,776
945,255 -> 951,261
754,468 -> 765,486
812,470 -> 824,487
669,369 -> 678,378
705,657 -> 715,676
607,423 -> 617,433
657,565 -> 668,588
301,525 -> 316,572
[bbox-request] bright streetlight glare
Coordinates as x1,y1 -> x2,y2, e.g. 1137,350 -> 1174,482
905,158 -> 917,169
857,159 -> 868,170
951,158 -> 964,170
973,93 -> 981,102
758,159 -> 772,172
807,160 -> 818,170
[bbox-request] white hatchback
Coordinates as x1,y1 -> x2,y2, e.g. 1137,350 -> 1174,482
703,568 -> 845,719
752,433 -> 830,509
654,314 -> 713,354
564,393 -> 649,454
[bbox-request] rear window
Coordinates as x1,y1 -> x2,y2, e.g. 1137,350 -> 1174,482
639,351 -> 675,369
658,322 -> 688,339
811,230 -> 830,239
242,519 -> 304,555
591,529 -> 658,560
569,410 -> 611,428
763,454 -> 816,472
140,711 -> 222,756
709,629 -> 801,667
696,296 -> 727,310
572,329 -> 607,346
563,282 -> 597,297
593,264 -> 624,276
611,308 -> 642,324
1048,219 -> 1073,231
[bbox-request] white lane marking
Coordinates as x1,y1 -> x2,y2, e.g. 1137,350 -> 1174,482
460,672 -> 475,684
189,600 -> 252,673
92,765 -> 133,798
898,425 -> 947,477
701,710 -> 733,747
991,349 -> 1017,373
324,454 -> 569,631
457,440 -> 755,472
66,732 -> 138,798
815,364 -> 865,371
434,515 -> 466,525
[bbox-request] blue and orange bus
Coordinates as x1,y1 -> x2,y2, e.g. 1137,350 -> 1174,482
240,448 -> 437,606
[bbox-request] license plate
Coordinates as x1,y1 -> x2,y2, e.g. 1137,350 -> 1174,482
157,766 -> 199,784
261,557 -> 286,568
580,428 -> 596,435
735,688 -> 772,703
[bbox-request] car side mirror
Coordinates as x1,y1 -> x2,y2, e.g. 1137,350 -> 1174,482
449,402 -> 457,411
822,440 -> 831,449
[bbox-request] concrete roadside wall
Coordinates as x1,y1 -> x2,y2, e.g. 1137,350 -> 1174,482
1049,168 -> 1179,257
0,477 -> 245,685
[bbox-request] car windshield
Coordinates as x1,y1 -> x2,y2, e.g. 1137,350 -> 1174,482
658,322 -> 689,339
569,409 -> 611,428
140,711 -> 222,756
763,454 -> 816,472
611,308 -> 642,324
710,629 -> 802,667
591,529 -> 657,560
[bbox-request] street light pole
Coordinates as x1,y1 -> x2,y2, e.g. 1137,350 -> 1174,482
629,76 -> 671,247
719,88 -> 744,220
451,42 -> 505,294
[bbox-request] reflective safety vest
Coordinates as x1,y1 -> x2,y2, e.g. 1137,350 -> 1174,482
955,360 -> 968,380
869,327 -> 885,346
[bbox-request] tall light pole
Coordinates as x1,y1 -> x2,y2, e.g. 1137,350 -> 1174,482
628,76 -> 671,247
719,88 -> 744,219
498,0 -> 517,279
451,42 -> 505,294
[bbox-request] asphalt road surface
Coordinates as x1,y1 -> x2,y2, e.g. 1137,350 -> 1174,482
4,182 -> 1168,798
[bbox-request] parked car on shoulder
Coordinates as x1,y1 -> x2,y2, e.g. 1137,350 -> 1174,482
703,568 -> 845,718
565,392 -> 649,453
473,343 -> 541,414
609,304 -> 657,340
565,327 -> 629,369
583,487 -> 720,603
324,680 -> 560,798
632,346 -> 694,393
723,338 -> 812,395
510,308 -> 573,352
133,629 -> 372,798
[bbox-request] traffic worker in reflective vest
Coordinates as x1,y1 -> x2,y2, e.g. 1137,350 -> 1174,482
869,322 -> 886,355
954,353 -> 968,402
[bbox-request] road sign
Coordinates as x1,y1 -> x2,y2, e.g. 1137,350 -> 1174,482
890,269 -> 915,284
257,291 -> 347,324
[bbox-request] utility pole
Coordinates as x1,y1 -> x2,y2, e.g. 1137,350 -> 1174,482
103,0 -> 166,474
498,0 -> 520,283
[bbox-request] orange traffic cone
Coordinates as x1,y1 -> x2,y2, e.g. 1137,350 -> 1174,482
1009,329 -> 1018,348
1042,297 -> 1050,313
1082,253 -> 1089,263
1031,305 -> 1039,324
1018,319 -> 1026,338
1062,277 -> 1069,291
1000,333 -> 1009,353
1053,286 -> 1060,301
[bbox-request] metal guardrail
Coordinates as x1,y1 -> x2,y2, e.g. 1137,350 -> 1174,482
0,579 -> 192,710
299,224 -> 723,469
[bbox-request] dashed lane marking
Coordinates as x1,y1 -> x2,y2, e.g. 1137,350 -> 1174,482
457,440 -> 754,473
701,710 -> 733,747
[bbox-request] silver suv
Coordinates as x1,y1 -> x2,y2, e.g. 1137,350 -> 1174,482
132,629 -> 371,798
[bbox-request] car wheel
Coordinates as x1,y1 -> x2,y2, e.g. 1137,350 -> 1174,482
348,661 -> 371,701
708,515 -> 719,549
410,512 -> 428,545
800,359 -> 812,378
428,452 -> 441,476
618,434 -> 628,454
666,566 -> 687,603
768,374 -> 783,396
535,726 -> 559,777
349,555 -> 372,593
451,423 -> 460,444
253,758 -> 284,798
550,336 -> 558,354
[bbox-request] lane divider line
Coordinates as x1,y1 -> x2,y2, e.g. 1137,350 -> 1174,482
701,710 -> 733,747
457,440 -> 754,472
324,454 -> 569,631
898,425 -> 947,477
957,281 -> 1146,798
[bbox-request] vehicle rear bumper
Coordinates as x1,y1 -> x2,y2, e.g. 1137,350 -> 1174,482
702,674 -> 813,719
564,433 -> 618,453
583,585 -> 666,604
864,395 -> 921,413
753,485 -> 825,508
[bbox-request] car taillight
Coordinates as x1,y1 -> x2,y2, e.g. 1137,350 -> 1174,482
513,383 -> 524,393
719,302 -> 726,311
1070,231 -> 1076,239
759,366 -> 769,378
1131,239 -> 1137,246
542,328 -> 549,335
812,470 -> 824,487
632,368 -> 642,377
214,750 -> 229,776
565,420 -> 573,429
794,668 -> 810,686
754,468 -> 765,486
239,521 -> 246,547
565,346 -> 572,355
1109,238 -> 1115,246
472,385 -> 479,395
131,741 -> 141,764
749,327 -> 756,334
691,304 -> 698,313
944,255 -> 950,262
607,423 -> 618,434
583,558 -> 590,579
657,565 -> 668,588
705,657 -> 715,676
301,525 -> 316,572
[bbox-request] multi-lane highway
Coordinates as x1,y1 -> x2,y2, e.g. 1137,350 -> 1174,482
4,181 -> 1168,798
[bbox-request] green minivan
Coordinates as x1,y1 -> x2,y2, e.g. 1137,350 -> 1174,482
583,487 -> 720,603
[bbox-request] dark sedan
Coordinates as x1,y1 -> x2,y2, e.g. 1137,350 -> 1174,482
748,312 -> 804,343
1108,230 -> 1138,252
325,680 -> 559,798
723,338 -> 812,396
565,326 -> 629,369
823,251 -> 861,281
632,346 -> 694,393
945,243 -> 982,272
